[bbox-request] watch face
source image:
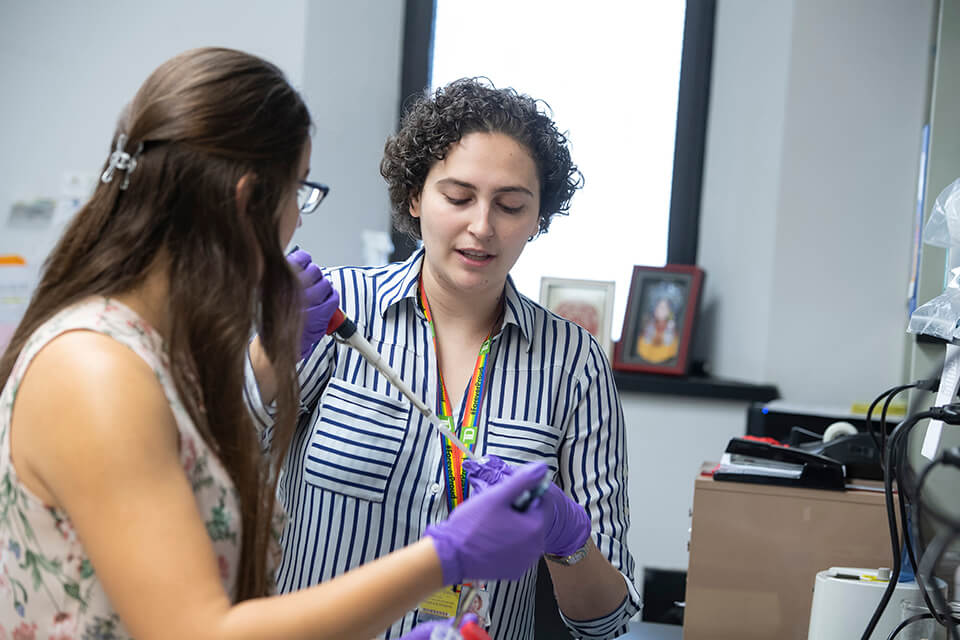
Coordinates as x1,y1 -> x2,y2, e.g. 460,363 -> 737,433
548,545 -> 588,566
567,547 -> 588,564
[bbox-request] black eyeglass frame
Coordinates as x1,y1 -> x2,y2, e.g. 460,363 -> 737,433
298,180 -> 330,214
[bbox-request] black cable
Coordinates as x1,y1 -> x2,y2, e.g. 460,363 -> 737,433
854,363 -> 948,639
881,385 -> 915,456
897,435 -> 950,626
865,385 -> 912,468
861,409 -> 937,640
910,450 -> 960,634
915,450 -> 960,529
889,417 -> 959,637
915,377 -> 943,393
916,527 -> 960,640
886,612 -> 935,640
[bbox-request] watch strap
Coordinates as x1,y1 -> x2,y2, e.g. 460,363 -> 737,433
544,543 -> 589,566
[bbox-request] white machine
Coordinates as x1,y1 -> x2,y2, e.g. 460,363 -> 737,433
807,567 -> 947,639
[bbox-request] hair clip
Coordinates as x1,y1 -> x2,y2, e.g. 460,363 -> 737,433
100,133 -> 144,190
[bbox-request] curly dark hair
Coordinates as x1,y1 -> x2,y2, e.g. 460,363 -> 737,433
381,77 -> 583,240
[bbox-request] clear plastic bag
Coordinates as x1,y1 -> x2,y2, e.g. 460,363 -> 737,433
923,177 -> 960,248
908,268 -> 960,340
908,291 -> 960,340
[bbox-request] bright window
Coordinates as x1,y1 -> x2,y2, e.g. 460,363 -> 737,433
431,1 -> 687,339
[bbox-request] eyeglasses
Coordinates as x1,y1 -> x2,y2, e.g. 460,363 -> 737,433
298,180 -> 330,214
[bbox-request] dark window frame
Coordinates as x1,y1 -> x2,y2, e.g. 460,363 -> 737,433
389,0 -> 716,267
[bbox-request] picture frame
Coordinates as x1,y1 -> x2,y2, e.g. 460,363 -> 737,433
613,264 -> 705,376
539,277 -> 616,358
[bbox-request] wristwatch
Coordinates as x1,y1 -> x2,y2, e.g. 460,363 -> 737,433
545,543 -> 589,566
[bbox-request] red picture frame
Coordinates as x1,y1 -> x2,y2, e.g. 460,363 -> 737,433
613,264 -> 705,376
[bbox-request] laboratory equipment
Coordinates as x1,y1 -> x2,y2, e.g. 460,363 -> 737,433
325,307 -> 552,511
806,567 -> 946,639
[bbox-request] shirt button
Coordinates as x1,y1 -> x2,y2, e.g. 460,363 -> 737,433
430,483 -> 442,495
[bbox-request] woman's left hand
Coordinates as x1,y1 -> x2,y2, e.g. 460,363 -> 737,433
464,455 -> 591,557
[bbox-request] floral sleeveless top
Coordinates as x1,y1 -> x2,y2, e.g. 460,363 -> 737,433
0,298 -> 281,639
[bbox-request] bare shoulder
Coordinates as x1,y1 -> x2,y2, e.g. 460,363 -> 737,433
10,329 -> 179,505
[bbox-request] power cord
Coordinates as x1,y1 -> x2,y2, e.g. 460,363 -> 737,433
886,612 -> 935,640
861,407 -> 936,640
865,384 -> 915,468
864,378 -> 939,471
912,447 -> 960,637
861,404 -> 960,640
897,435 -> 959,633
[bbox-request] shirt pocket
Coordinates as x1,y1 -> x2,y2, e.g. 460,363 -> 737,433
303,378 -> 409,503
483,417 -> 563,477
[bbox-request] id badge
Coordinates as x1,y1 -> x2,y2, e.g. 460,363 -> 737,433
416,582 -> 491,628
417,585 -> 461,621
461,581 -> 491,628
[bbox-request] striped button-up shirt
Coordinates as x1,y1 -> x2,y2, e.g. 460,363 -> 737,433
245,248 -> 640,639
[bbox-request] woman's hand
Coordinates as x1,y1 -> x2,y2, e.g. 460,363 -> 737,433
424,461 -> 549,585
464,455 -> 591,557
287,249 -> 340,360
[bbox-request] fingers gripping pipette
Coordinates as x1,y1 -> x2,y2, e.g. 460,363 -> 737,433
324,308 -> 478,461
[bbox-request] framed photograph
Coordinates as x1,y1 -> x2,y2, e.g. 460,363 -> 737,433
613,264 -> 704,376
539,277 -> 616,358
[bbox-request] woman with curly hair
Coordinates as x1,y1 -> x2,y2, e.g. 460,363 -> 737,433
248,78 -> 640,639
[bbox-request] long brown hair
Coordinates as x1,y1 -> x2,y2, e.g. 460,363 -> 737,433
0,47 -> 309,600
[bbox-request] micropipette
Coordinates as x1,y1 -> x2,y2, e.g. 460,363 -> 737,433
288,244 -> 476,461
324,308 -> 478,461
325,309 -> 552,511
326,308 -> 557,513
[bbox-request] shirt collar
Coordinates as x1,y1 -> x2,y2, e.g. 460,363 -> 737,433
501,271 -> 535,352
375,247 -> 425,319
377,247 -> 535,351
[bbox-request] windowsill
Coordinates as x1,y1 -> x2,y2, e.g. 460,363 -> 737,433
613,371 -> 780,403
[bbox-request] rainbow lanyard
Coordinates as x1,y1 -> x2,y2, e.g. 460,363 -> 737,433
418,278 -> 494,512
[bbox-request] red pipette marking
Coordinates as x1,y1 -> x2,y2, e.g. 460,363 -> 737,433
326,308 -> 347,335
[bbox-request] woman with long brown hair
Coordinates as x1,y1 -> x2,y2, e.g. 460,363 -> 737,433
0,48 -> 549,640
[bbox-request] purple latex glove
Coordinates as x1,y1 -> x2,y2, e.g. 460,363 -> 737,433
425,461 -> 549,585
287,249 -> 340,359
398,614 -> 479,640
464,455 -> 591,557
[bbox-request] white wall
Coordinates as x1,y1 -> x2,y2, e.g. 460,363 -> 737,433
698,0 -> 936,407
622,395 -> 749,574
0,1 -> 304,258
0,0 -> 404,269
294,1 -> 405,267
695,0 -> 795,384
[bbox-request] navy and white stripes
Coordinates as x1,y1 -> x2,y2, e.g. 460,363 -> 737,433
244,248 -> 640,639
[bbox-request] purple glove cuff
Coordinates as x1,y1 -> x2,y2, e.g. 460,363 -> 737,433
424,524 -> 462,586
549,520 -> 590,556
545,485 -> 592,556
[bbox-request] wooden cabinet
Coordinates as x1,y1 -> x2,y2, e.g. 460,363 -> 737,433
683,473 -> 893,639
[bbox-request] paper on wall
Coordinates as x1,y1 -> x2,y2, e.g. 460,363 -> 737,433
0,256 -> 32,353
